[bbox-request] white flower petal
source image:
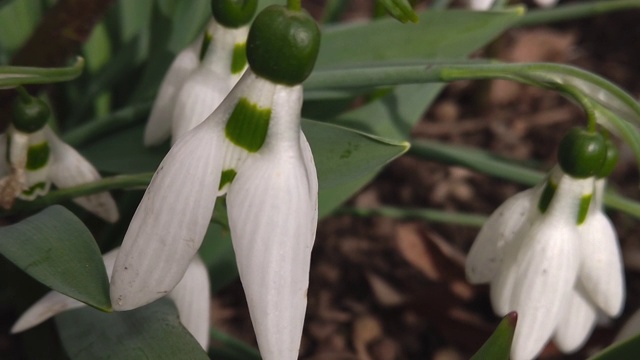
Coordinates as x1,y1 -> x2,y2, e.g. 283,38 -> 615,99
226,83 -> 316,360
144,41 -> 200,146
168,255 -> 211,350
45,127 -> 119,223
466,188 -> 536,284
110,119 -> 224,311
299,131 -> 319,239
171,67 -> 235,143
534,0 -> 559,8
553,288 -> 597,353
578,211 -> 625,316
509,220 -> 580,360
468,0 -> 495,10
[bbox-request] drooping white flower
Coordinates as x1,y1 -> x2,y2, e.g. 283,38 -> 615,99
466,166 -> 624,360
468,0 -> 496,11
11,248 -> 211,349
111,68 -> 318,359
144,19 -> 249,146
534,0 -> 559,8
0,125 -> 119,223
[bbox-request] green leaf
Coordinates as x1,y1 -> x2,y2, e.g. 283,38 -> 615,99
167,0 -> 210,52
0,206 -> 111,311
302,119 -> 409,217
589,332 -> 640,360
56,298 -> 209,360
83,22 -> 112,73
0,0 -> 42,55
80,125 -> 169,174
199,199 -> 239,293
315,7 -> 524,69
471,312 -> 517,360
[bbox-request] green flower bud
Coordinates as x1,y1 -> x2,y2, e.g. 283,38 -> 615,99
247,5 -> 320,85
557,127 -> 606,178
211,0 -> 257,28
12,90 -> 50,133
595,138 -> 619,178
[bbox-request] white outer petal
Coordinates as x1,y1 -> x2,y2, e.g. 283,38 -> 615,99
553,288 -> 597,353
534,0 -> 559,8
578,211 -> 625,316
227,84 -> 316,360
468,0 -> 495,10
168,255 -> 211,350
144,42 -> 200,146
45,127 -> 119,223
509,219 -> 580,360
110,119 -> 224,311
466,188 -> 536,284
171,67 -> 235,143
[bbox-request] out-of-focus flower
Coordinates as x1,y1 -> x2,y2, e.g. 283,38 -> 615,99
468,0 -> 496,11
11,248 -> 211,349
466,128 -> 624,360
0,91 -> 118,222
144,19 -> 249,146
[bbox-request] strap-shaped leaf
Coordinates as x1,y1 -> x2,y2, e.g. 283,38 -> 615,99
471,312 -> 517,360
56,299 -> 209,360
0,205 -> 110,311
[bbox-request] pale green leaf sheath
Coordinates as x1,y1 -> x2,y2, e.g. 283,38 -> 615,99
144,19 -> 249,146
111,69 -> 318,359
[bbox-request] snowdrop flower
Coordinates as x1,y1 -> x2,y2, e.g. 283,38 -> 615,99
11,248 -> 211,349
111,5 -> 320,359
144,18 -> 249,146
466,128 -> 624,360
0,89 -> 118,222
468,0 -> 496,11
534,0 -> 559,8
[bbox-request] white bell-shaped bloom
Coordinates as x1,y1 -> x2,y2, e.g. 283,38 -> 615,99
11,248 -> 211,349
0,125 -> 118,222
144,20 -> 249,146
468,0 -> 496,11
111,68 -> 318,360
534,0 -> 559,8
466,167 -> 625,360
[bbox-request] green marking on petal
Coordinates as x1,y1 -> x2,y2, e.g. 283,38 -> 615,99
537,180 -> 557,214
219,169 -> 237,190
22,181 -> 47,196
225,97 -> 271,152
231,42 -> 247,74
26,142 -> 50,170
577,193 -> 592,225
199,32 -> 213,62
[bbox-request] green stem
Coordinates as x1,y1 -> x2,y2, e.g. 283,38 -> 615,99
62,102 -> 152,147
287,0 -> 301,11
517,0 -> 640,27
0,57 -> 85,88
2,173 -> 153,216
409,139 -> 640,219
337,206 -> 487,226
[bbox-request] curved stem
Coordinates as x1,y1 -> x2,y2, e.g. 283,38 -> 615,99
287,0 -> 301,11
517,0 -> 640,27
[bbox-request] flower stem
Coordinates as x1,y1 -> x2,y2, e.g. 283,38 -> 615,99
287,0 -> 302,11
517,0 -> 640,27
336,206 -> 487,227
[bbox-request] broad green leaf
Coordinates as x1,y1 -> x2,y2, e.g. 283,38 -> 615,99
321,8 -> 524,141
0,0 -> 42,55
167,0 -> 210,52
81,125 -> 168,174
316,7 -> 524,69
209,327 -> 261,360
0,206 -> 110,311
302,119 -> 409,217
471,312 -> 517,360
119,0 -> 153,43
56,299 -> 209,360
589,332 -> 640,360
